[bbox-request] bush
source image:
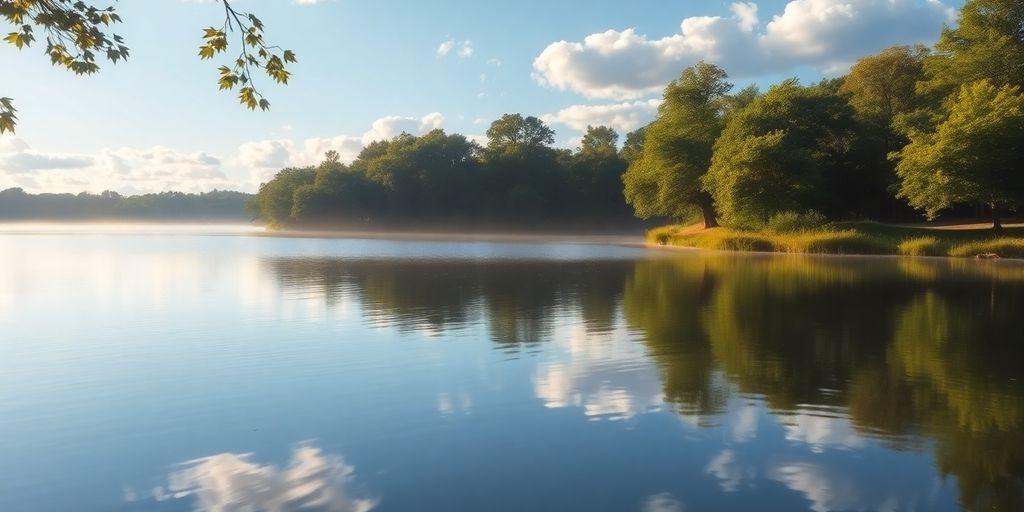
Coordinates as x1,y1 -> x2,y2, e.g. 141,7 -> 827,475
898,236 -> 943,256
646,226 -> 678,245
949,238 -> 1024,258
764,210 -> 830,234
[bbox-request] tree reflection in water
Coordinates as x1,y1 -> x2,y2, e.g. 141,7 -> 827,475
266,254 -> 1024,511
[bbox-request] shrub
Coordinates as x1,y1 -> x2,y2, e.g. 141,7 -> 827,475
898,236 -> 943,256
764,210 -> 830,234
647,226 -> 678,245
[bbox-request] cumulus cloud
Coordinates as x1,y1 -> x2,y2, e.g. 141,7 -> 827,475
361,112 -> 444,145
437,39 -> 474,58
139,444 -> 377,512
533,0 -> 955,99
542,99 -> 660,133
0,138 -> 231,194
731,2 -> 759,32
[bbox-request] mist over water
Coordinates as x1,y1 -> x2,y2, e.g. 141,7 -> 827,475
1,228 -> 1022,511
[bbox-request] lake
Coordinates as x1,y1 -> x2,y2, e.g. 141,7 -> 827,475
1,226 -> 1022,512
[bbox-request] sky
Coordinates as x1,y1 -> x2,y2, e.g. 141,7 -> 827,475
0,0 -> 964,195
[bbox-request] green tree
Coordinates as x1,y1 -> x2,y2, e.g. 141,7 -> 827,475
622,62 -> 732,228
704,80 -> 864,226
894,80 -> 1024,228
249,166 -> 316,227
484,114 -> 555,154
840,45 -> 929,145
620,127 -> 647,163
578,125 -> 618,155
570,126 -> 630,222
919,0 -> 1024,99
0,0 -> 294,133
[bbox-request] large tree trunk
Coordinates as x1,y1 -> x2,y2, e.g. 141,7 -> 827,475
992,206 -> 1003,231
697,193 -> 719,229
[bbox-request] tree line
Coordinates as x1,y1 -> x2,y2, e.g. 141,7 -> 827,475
626,0 -> 1024,230
251,0 -> 1023,231
248,114 -> 639,230
0,188 -> 254,221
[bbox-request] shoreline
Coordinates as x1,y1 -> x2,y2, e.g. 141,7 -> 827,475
648,222 -> 1024,260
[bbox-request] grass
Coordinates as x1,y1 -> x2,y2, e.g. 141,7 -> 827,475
948,238 -> 1024,258
649,221 -> 1024,259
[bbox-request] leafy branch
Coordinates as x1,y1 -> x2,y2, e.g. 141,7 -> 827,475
199,0 -> 296,111
0,97 -> 16,134
0,0 -> 295,134
1,0 -> 129,133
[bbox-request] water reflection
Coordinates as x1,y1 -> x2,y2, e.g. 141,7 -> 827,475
129,444 -> 377,512
266,254 -> 1024,510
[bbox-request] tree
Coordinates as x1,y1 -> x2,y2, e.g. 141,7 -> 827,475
250,167 -> 316,227
919,0 -> 1024,99
570,126 -> 630,222
704,80 -> 864,226
840,45 -> 930,141
0,0 -> 295,133
894,80 -> 1024,228
578,125 -> 618,155
620,127 -> 646,163
622,62 -> 732,228
485,114 -> 555,153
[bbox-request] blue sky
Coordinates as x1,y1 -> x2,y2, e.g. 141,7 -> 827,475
0,0 -> 963,194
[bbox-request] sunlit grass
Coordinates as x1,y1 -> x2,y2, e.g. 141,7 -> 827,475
897,236 -> 944,257
949,238 -> 1024,258
650,222 -> 1024,259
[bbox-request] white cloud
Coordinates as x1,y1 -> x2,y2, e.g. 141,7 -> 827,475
145,444 -> 377,512
437,39 -> 474,58
436,40 -> 456,57
0,138 -> 231,194
533,0 -> 955,99
542,99 -> 660,133
361,112 -> 444,145
731,2 -> 760,32
487,58 -> 503,67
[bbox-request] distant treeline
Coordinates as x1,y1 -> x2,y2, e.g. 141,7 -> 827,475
0,188 -> 254,221
250,0 -> 1023,231
248,118 -> 644,231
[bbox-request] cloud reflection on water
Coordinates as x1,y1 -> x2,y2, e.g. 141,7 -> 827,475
145,444 -> 377,512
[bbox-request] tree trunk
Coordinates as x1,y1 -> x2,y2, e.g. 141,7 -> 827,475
697,193 -> 719,229
991,203 -> 1003,231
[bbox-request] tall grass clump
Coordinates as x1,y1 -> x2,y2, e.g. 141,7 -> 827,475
898,236 -> 943,256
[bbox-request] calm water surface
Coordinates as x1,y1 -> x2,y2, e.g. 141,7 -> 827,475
1,227 -> 1022,511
